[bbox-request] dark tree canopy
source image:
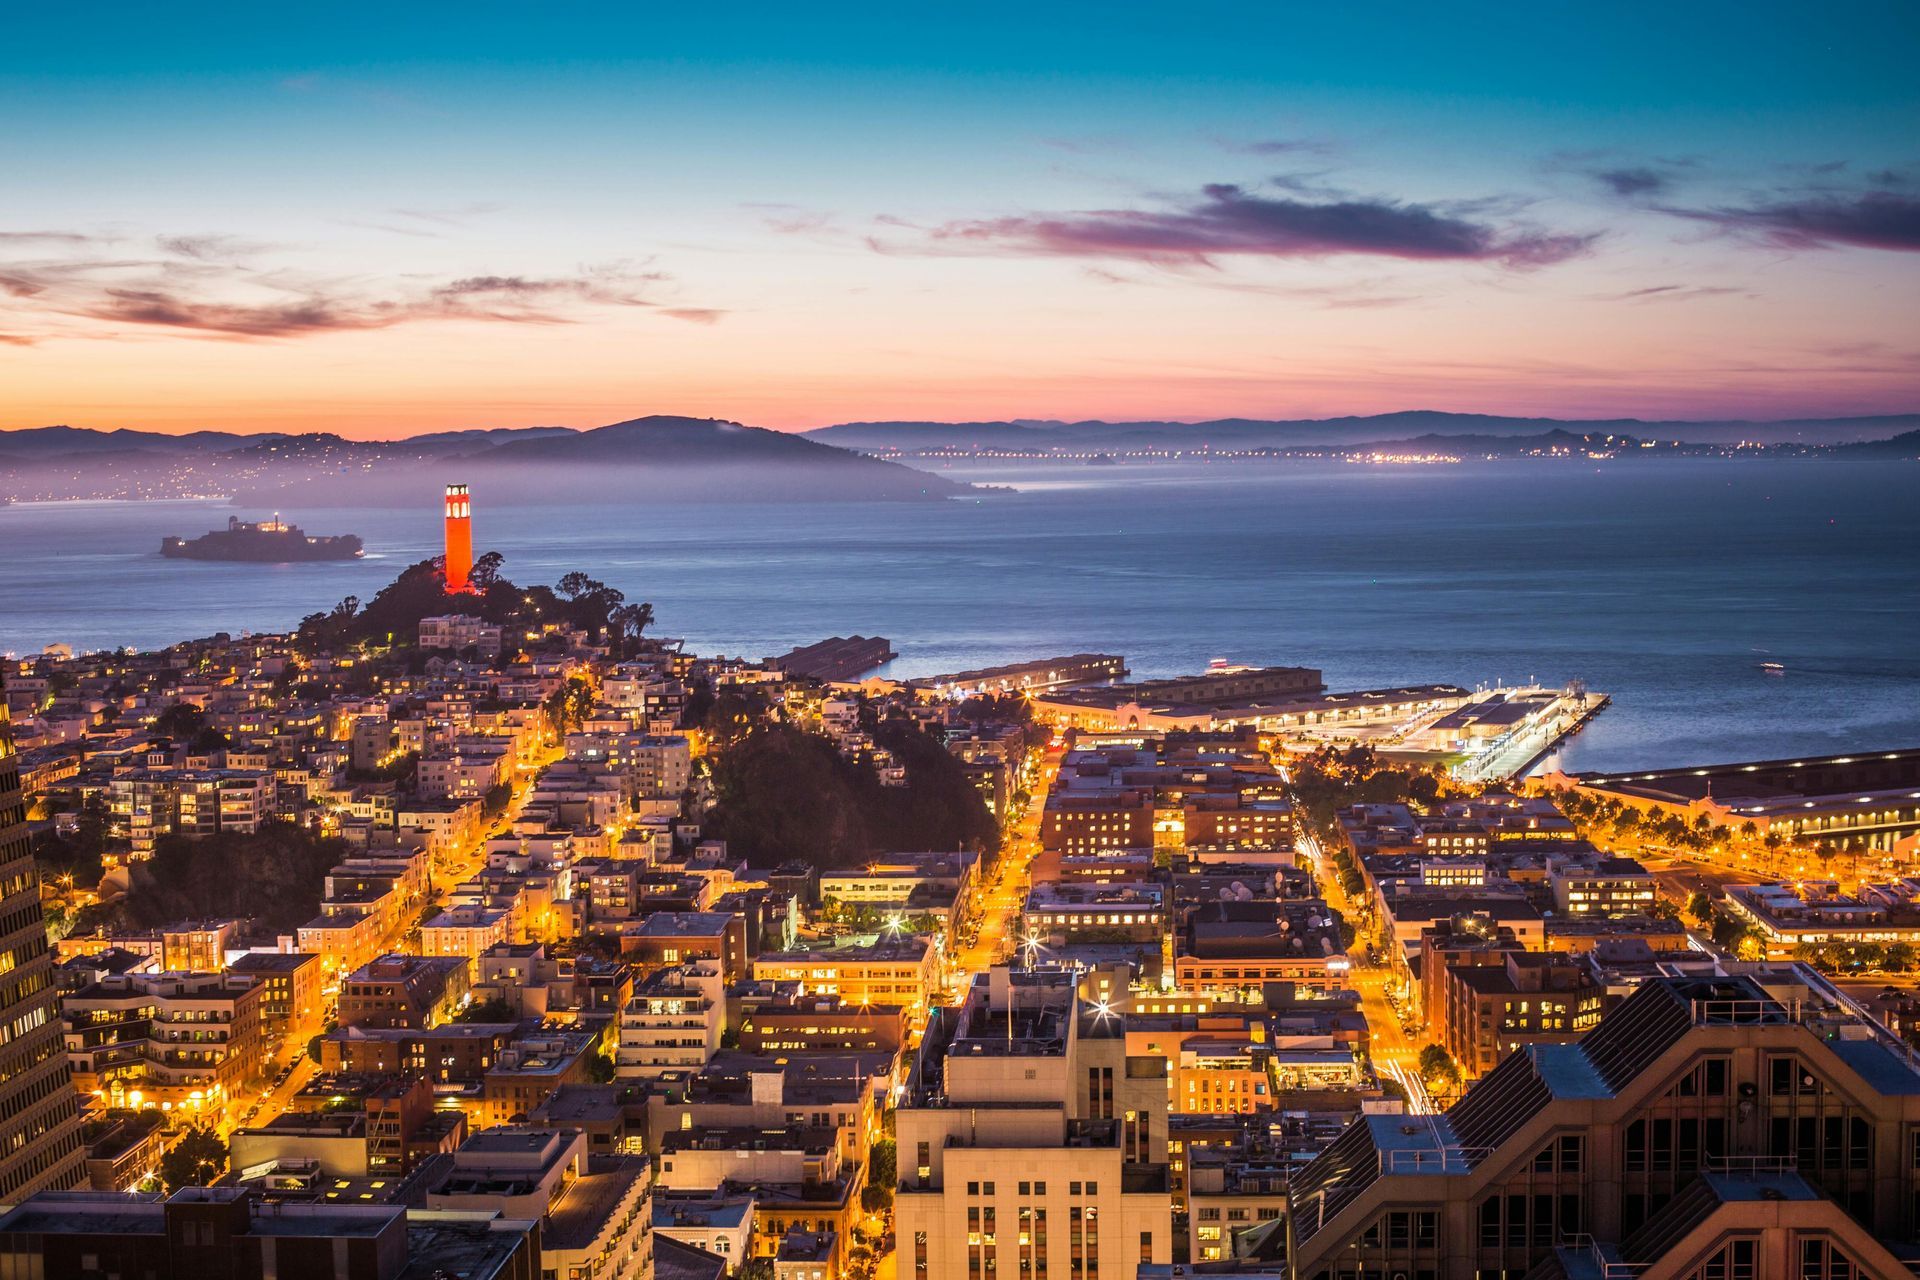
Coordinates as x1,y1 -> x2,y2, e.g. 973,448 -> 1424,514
152,701 -> 208,741
161,1126 -> 228,1192
704,719 -> 999,869
295,554 -> 652,655
125,821 -> 348,933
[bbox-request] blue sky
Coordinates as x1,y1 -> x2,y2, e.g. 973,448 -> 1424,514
4,1 -> 1917,433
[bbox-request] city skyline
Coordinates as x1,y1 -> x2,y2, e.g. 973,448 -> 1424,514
8,13 -> 1920,1276
4,2 -> 1919,436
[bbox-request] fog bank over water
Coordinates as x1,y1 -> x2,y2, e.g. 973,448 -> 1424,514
4,458 -> 1916,773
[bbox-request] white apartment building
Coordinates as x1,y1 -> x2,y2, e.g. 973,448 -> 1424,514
418,614 -> 504,658
565,731 -> 693,801
616,964 -> 726,1080
895,968 -> 1173,1280
421,903 -> 518,960
417,738 -> 514,801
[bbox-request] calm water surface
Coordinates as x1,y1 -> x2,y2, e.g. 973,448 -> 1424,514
3,459 -> 1916,773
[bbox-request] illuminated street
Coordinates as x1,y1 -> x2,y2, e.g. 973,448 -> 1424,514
1295,823 -> 1440,1113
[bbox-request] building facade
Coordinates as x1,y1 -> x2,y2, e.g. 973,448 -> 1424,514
1284,970 -> 1920,1280
0,672 -> 85,1199
895,969 -> 1173,1280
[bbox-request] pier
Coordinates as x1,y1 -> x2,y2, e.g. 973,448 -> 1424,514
768,635 -> 896,682
1453,686 -> 1611,784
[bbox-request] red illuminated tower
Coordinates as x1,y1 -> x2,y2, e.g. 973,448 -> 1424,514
444,483 -> 474,593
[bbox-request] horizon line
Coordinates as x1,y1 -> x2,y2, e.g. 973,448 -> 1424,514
6,405 -> 1919,443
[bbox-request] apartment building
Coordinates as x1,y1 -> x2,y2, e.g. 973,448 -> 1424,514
1025,881 -> 1166,945
752,938 -> 938,1012
320,1027 -> 520,1109
61,972 -> 264,1118
1433,950 -> 1607,1078
617,963 -> 726,1079
819,851 -> 980,924
466,943 -> 635,1022
737,997 -> 909,1055
1547,853 -> 1659,917
1283,969 -> 1920,1279
0,1186 -> 539,1279
336,953 -> 472,1029
896,968 -> 1173,1280
226,951 -> 325,1048
622,912 -> 751,981
482,1028 -> 606,1127
107,767 -> 276,854
1180,795 -> 1296,855
656,1122 -> 862,1267
418,737 -> 514,801
565,730 -> 693,800
1174,901 -> 1350,995
1043,790 -> 1155,856
1124,1013 -> 1284,1116
422,903 -> 519,960
418,613 -> 505,657
421,1127 -> 653,1280
647,1053 -> 881,1172
298,849 -> 433,979
654,1192 -> 756,1271
269,1072 -> 457,1176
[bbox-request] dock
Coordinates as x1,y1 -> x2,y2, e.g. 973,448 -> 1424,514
909,654 -> 1127,699
768,636 -> 896,682
1463,687 -> 1611,783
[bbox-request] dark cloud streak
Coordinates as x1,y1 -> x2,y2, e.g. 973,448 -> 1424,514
1593,167 -> 1673,197
0,240 -> 722,341
1594,283 -> 1751,303
906,183 -> 1595,268
1659,191 -> 1920,252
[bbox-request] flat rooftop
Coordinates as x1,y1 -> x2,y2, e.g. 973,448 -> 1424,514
399,1211 -> 540,1280
544,1157 -> 647,1252
1577,747 -> 1920,806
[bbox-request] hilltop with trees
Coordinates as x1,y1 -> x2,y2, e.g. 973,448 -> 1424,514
704,715 -> 999,869
103,822 -> 348,935
293,554 -> 653,657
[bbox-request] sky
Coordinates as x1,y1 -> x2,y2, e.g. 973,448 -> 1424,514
3,2 -> 1918,436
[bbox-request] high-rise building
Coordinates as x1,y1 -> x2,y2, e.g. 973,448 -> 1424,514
896,967 -> 1172,1280
0,671 -> 86,1198
1284,968 -> 1920,1280
444,482 -> 474,593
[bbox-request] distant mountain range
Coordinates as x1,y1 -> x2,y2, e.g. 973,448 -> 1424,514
803,410 -> 1920,453
0,416 -> 969,504
1,411 -> 1913,504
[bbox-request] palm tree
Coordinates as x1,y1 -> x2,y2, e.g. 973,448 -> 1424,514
609,602 -> 655,654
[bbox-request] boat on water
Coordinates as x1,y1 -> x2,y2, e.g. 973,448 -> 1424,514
161,515 -> 363,562
1758,661 -> 1786,675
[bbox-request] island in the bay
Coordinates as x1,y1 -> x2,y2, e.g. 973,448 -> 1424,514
160,515 -> 364,563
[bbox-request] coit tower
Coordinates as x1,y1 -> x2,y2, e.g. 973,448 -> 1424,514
444,483 -> 473,593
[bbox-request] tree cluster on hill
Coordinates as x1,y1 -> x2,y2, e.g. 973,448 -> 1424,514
151,701 -> 230,753
704,718 -> 999,869
687,679 -> 775,748
116,821 -> 349,933
1286,746 -> 1450,840
32,793 -> 108,892
294,554 -> 653,656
